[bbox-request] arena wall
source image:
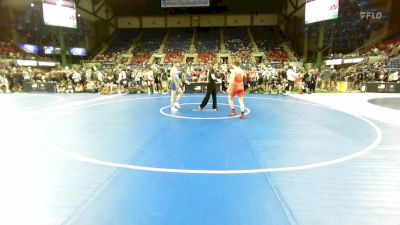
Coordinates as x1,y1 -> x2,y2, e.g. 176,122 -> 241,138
199,15 -> 225,27
252,14 -> 279,26
118,17 -> 141,28
226,15 -> 251,26
167,16 -> 192,28
117,14 -> 279,29
142,16 -> 166,28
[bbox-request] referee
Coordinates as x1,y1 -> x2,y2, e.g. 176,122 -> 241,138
199,63 -> 220,111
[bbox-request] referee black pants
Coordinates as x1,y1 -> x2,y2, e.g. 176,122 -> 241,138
200,85 -> 217,109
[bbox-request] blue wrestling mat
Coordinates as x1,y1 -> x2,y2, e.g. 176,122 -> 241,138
1,93 -> 399,225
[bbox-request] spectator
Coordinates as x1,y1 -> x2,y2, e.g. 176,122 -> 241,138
286,66 -> 296,93
309,69 -> 318,93
331,68 -> 338,91
14,69 -> 24,92
320,68 -> 332,91
0,74 -> 9,93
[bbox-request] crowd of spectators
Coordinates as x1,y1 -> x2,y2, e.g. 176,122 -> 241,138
130,30 -> 166,64
324,33 -> 400,90
326,41 -> 399,63
251,27 -> 289,62
322,32 -> 400,92
364,33 -> 400,60
1,58 -> 399,95
164,29 -> 192,64
2,23 -> 399,95
196,28 -> 220,64
164,52 -> 184,64
224,28 -> 252,63
0,64 -> 49,93
106,30 -> 140,54
265,49 -> 289,62
93,27 -> 292,65
0,63 -> 164,94
346,60 -> 399,85
198,52 -> 217,64
131,52 -> 152,64
0,61 -> 272,94
165,29 -> 192,53
96,52 -> 121,62
196,28 -> 220,52
0,41 -> 35,60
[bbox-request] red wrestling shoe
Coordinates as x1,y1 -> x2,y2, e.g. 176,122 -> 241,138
240,112 -> 245,119
229,109 -> 237,116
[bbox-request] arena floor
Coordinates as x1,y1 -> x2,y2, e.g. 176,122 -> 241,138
1,93 -> 400,225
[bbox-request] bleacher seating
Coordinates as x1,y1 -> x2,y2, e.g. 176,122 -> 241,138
96,29 -> 141,62
251,27 -> 288,61
164,52 -> 185,63
198,52 -> 217,64
370,40 -> 400,54
91,26 -> 300,64
196,28 -> 220,63
164,29 -> 192,63
0,41 -> 30,59
369,33 -> 400,53
106,29 -> 141,53
388,56 -> 400,69
133,29 -> 165,54
252,27 -> 280,52
131,52 -> 152,64
166,29 -> 192,53
265,50 -> 289,61
131,29 -> 166,64
224,28 -> 252,63
196,28 -> 220,53
224,28 -> 250,52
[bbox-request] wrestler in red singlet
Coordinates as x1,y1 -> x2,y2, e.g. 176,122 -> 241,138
229,67 -> 245,98
228,59 -> 246,119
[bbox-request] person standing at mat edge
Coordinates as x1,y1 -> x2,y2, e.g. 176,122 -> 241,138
199,63 -> 221,111
228,59 -> 246,119
170,59 -> 183,112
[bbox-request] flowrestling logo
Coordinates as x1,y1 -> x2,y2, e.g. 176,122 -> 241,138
360,11 -> 383,20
